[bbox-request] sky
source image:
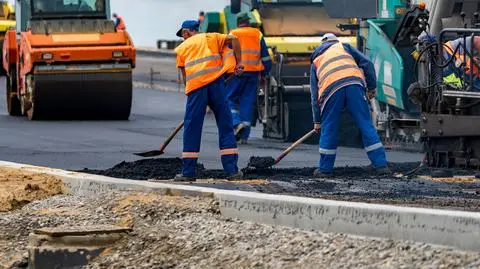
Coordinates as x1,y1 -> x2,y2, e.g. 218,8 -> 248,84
8,0 -> 230,46
110,0 -> 230,46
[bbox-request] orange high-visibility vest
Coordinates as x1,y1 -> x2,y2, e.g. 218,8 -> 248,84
221,46 -> 236,74
313,42 -> 365,102
175,33 -> 225,94
444,41 -> 478,75
230,27 -> 264,72
116,16 -> 126,31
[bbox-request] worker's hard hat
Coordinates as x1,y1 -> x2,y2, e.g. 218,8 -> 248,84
321,33 -> 338,43
237,12 -> 251,26
176,20 -> 200,37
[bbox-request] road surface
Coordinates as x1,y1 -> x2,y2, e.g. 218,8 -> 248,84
0,55 -> 423,170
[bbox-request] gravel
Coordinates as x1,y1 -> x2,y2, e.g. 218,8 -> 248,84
1,191 -> 480,269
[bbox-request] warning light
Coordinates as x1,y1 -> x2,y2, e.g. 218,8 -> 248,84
418,2 -> 426,10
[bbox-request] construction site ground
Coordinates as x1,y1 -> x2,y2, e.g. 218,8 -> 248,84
2,55 -> 480,267
1,55 -> 479,210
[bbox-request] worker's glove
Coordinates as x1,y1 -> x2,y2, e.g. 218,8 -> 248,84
367,89 -> 377,100
314,123 -> 321,133
234,65 -> 245,76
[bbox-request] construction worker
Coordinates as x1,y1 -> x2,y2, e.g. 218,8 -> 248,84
226,12 -> 272,144
310,33 -> 390,178
113,13 -> 126,31
174,20 -> 244,181
443,36 -> 480,89
198,11 -> 205,24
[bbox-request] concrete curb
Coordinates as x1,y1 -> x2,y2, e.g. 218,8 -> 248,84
2,160 -> 480,251
136,48 -> 175,58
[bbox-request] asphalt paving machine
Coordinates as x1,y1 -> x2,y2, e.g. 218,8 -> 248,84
200,0 -> 360,145
3,0 -> 136,120
326,0 -> 480,168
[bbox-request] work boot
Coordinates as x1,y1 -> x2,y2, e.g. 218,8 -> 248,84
238,139 -> 248,145
374,166 -> 392,176
234,123 -> 247,141
313,168 -> 334,179
172,174 -> 196,182
227,171 -> 244,180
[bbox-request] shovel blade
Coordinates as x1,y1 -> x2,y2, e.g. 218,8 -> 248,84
133,150 -> 165,157
247,156 -> 276,169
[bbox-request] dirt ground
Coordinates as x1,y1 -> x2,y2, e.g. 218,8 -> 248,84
0,167 -> 65,212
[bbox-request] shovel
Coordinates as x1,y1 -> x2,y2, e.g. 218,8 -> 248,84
134,121 -> 184,157
135,73 -> 236,158
247,129 -> 317,169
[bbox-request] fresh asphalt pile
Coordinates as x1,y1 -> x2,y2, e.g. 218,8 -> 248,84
2,191 -> 480,269
81,157 -> 480,211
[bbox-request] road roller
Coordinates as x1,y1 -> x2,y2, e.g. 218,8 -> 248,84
3,0 -> 135,120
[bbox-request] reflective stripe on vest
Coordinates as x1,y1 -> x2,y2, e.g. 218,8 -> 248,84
444,41 -> 478,75
313,42 -> 365,102
175,33 -> 225,94
230,27 -> 264,72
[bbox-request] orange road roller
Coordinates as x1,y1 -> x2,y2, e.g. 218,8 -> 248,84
3,0 -> 136,120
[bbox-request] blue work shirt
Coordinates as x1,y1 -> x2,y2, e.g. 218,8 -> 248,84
310,41 -> 377,123
260,37 -> 272,76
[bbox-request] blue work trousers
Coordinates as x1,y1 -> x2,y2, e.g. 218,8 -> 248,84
319,84 -> 387,173
225,73 -> 259,140
182,77 -> 238,176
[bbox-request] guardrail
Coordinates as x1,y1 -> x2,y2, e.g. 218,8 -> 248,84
136,47 -> 176,58
157,39 -> 182,50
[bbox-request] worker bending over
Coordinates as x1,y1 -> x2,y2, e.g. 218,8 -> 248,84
174,20 -> 244,181
310,33 -> 390,177
113,13 -> 126,31
225,13 -> 272,144
443,36 -> 480,89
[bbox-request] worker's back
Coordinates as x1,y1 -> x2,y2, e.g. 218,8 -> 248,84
230,27 -> 263,72
175,33 -> 225,94
312,42 -> 365,101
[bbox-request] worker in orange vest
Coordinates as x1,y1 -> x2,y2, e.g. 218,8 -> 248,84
310,33 -> 390,178
443,36 -> 480,88
113,13 -> 126,31
174,20 -> 244,181
225,12 -> 272,144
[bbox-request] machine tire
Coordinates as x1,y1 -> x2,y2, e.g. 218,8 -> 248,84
6,69 -> 21,116
26,90 -> 41,121
283,101 -> 319,144
431,169 -> 454,178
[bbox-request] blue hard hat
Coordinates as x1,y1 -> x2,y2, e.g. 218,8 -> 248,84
176,20 -> 200,37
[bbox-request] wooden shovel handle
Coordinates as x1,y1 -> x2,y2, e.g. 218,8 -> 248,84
159,121 -> 184,152
275,129 -> 317,165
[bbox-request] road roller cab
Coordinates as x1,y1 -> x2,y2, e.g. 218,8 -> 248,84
3,0 -> 136,120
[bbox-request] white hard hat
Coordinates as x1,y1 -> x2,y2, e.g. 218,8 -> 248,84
321,33 -> 338,43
